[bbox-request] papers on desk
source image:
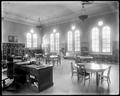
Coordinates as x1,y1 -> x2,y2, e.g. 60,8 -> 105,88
14,59 -> 22,63
30,75 -> 35,79
15,61 -> 30,65
77,56 -> 93,59
50,55 -> 58,58
31,82 -> 38,88
26,64 -> 52,69
34,82 -> 38,88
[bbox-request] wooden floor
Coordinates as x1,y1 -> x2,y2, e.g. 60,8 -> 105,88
2,59 -> 119,95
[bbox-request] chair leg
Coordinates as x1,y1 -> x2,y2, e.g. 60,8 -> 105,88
88,79 -> 90,87
107,79 -> 109,86
91,72 -> 92,77
108,77 -> 111,83
101,78 -> 104,84
71,72 -> 73,78
84,77 -> 85,86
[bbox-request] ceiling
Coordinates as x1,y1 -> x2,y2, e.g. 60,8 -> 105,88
2,1 -> 119,26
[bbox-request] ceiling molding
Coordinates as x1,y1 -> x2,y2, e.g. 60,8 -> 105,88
2,11 -> 38,26
2,16 -> 37,26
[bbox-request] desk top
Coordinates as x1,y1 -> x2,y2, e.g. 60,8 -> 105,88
15,61 -> 30,65
15,61 -> 53,69
50,55 -> 58,58
77,62 -> 109,72
77,56 -> 93,59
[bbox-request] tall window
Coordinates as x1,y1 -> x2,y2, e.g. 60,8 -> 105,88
33,34 -> 37,48
42,36 -> 47,48
50,34 -> 54,52
26,33 -> 32,48
26,29 -> 37,48
68,31 -> 73,51
75,30 -> 80,51
92,27 -> 99,52
91,21 -> 111,53
55,33 -> 59,51
102,26 -> 111,52
67,25 -> 80,52
50,29 -> 60,52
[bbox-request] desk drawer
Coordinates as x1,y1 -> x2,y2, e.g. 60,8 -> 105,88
29,68 -> 39,76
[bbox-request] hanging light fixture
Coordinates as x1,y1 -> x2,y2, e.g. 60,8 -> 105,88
38,17 -> 41,25
36,17 -> 42,28
79,3 -> 88,21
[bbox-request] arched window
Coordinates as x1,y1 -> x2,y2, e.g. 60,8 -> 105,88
33,34 -> 37,48
26,29 -> 37,48
92,27 -> 99,52
50,29 -> 60,52
75,30 -> 80,51
26,33 -> 32,48
102,26 -> 111,52
91,21 -> 111,54
55,33 -> 59,51
68,31 -> 73,51
50,34 -> 54,52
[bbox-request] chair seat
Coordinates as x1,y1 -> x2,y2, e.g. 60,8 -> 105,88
99,75 -> 108,79
79,72 -> 90,76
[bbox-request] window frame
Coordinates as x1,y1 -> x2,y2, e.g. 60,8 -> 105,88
26,32 -> 37,48
91,23 -> 112,55
67,31 -> 73,52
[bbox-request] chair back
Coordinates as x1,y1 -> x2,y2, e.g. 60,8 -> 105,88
75,57 -> 81,63
71,62 -> 77,71
107,66 -> 111,77
77,64 -> 86,75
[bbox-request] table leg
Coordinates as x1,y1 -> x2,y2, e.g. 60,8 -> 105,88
3,80 -> 5,88
96,72 -> 99,87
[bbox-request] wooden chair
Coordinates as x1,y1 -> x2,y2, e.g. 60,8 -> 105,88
71,62 -> 77,78
77,64 -> 90,85
98,66 -> 111,86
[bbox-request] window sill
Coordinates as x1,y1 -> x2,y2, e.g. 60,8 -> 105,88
90,52 -> 112,55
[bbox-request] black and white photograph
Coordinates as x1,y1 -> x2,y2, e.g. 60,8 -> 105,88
1,1 -> 119,95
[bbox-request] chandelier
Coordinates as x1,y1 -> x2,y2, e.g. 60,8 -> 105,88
79,4 -> 88,21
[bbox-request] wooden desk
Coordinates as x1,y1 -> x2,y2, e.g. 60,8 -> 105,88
14,61 -> 54,92
77,63 -> 109,87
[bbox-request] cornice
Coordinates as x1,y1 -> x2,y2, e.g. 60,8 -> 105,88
2,11 -> 38,26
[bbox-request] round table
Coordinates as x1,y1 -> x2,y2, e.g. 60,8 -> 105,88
77,62 -> 109,87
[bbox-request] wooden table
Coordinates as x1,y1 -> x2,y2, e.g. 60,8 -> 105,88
14,61 -> 54,92
49,55 -> 60,66
76,56 -> 93,63
77,62 -> 109,87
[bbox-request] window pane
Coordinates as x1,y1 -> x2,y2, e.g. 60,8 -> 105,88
68,31 -> 73,51
55,33 -> 59,51
75,30 -> 80,51
92,27 -> 99,52
50,34 -> 54,52
102,26 -> 111,52
26,33 -> 31,48
33,34 -> 37,48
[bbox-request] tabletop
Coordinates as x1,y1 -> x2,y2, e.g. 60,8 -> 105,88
77,56 -> 93,59
77,62 -> 109,72
50,55 -> 58,58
